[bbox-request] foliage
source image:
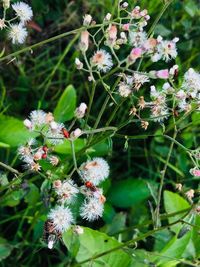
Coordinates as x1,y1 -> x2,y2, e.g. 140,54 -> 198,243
0,0 -> 200,266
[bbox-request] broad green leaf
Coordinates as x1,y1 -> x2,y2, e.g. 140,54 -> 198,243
191,215 -> 200,257
1,190 -> 24,207
0,238 -> 13,261
156,231 -> 191,266
54,138 -> 86,154
164,191 -> 190,232
0,142 -> 10,148
63,227 -> 131,267
54,85 -> 76,122
0,115 -> 37,147
107,179 -> 151,208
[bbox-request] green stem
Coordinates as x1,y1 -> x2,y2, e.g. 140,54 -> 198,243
154,130 -> 177,228
0,161 -> 19,175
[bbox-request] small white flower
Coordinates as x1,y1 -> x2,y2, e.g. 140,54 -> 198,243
91,50 -> 113,73
80,198 -> 104,221
73,225 -> 84,235
75,103 -> 87,119
79,157 -> 110,186
182,68 -> 200,93
129,31 -> 147,47
75,58 -> 83,70
23,119 -> 32,130
48,206 -> 74,233
8,23 -> 28,44
83,14 -> 92,26
46,122 -> 64,145
29,110 -> 46,128
54,179 -> 79,204
12,2 -> 33,23
157,40 -> 178,62
70,128 -> 82,139
118,83 -> 132,97
104,13 -> 111,21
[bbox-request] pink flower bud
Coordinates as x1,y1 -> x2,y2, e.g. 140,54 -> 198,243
130,47 -> 143,60
122,23 -> 130,31
80,31 -> 89,52
156,69 -> 169,79
108,25 -> 117,41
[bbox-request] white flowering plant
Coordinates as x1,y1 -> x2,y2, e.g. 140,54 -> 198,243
0,0 -> 200,266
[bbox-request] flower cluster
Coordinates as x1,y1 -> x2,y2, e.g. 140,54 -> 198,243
1,1 -> 33,44
75,3 -> 200,130
19,107 -> 110,248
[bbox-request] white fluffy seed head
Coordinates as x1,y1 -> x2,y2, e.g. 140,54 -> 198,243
12,2 -> 33,23
48,206 -> 74,233
79,157 -> 110,186
80,198 -> 104,221
8,23 -> 28,44
91,50 -> 113,73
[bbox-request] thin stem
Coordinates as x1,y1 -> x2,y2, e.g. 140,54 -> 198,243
0,161 -> 20,175
154,130 -> 177,228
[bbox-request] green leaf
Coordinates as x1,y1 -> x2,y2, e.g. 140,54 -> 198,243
1,190 -> 24,207
24,183 -> 40,205
54,85 -> 76,122
0,238 -> 13,261
156,231 -> 191,266
0,115 -> 37,147
63,227 -> 131,267
164,191 -> 190,232
107,179 -> 151,208
54,138 -> 85,154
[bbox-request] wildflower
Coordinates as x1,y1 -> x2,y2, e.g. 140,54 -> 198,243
83,14 -> 92,26
190,168 -> 200,177
49,156 -> 59,166
176,90 -> 187,100
12,2 -> 33,23
104,13 -> 111,21
185,189 -> 195,200
70,128 -> 82,139
129,47 -> 143,61
29,110 -> 46,128
73,225 -> 84,235
129,31 -> 147,47
131,6 -> 141,19
53,180 -> 62,189
0,19 -> 6,30
79,157 -> 110,186
45,113 -> 54,123
75,58 -> 83,70
169,65 -> 179,77
91,50 -> 113,73
107,24 -> 117,46
80,198 -> 104,221
129,107 -> 137,116
8,23 -> 28,44
48,206 -> 74,233
138,96 -> 146,109
46,123 -> 64,145
54,179 -> 79,204
132,73 -> 149,91
75,103 -> 87,118
80,31 -> 89,52
156,38 -> 178,62
141,120 -> 149,130
30,162 -> 41,172
175,183 -> 182,191
122,23 -> 130,31
182,68 -> 200,94
23,119 -> 32,130
118,83 -> 132,97
156,69 -> 169,79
